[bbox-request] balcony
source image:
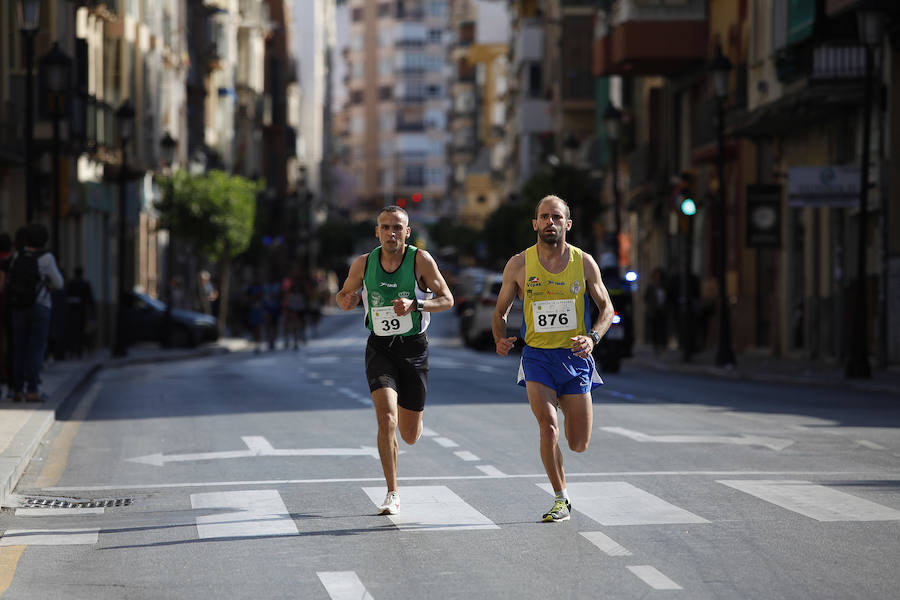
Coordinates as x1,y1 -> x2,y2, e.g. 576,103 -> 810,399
514,19 -> 544,64
594,0 -> 707,76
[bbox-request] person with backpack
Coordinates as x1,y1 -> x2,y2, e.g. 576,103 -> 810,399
7,223 -> 63,402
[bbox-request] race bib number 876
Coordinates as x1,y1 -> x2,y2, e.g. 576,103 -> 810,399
532,299 -> 576,332
372,305 -> 412,336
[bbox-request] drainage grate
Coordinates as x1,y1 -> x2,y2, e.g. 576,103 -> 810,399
19,496 -> 134,509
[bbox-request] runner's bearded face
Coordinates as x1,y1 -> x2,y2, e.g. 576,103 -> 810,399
377,213 -> 410,254
534,204 -> 570,244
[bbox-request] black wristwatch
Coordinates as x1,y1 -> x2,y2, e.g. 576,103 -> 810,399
416,299 -> 425,312
587,330 -> 602,346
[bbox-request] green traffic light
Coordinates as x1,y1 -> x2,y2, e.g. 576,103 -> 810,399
680,197 -> 697,216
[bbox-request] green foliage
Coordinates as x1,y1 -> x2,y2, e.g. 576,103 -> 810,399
428,217 -> 479,257
482,199 -> 535,269
316,219 -> 373,270
156,169 -> 262,262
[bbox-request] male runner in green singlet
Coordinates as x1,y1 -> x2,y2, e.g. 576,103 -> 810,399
336,206 -> 454,515
492,195 -> 615,522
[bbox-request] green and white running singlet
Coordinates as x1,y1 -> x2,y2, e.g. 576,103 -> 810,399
362,245 -> 432,336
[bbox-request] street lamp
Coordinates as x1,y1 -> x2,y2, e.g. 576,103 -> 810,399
846,2 -> 884,378
39,43 -> 72,257
603,102 -> 622,266
709,44 -> 736,367
159,131 -> 177,348
18,0 -> 40,223
113,100 -> 135,357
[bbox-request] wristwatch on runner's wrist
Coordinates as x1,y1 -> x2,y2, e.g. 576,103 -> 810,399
416,299 -> 425,312
587,330 -> 602,346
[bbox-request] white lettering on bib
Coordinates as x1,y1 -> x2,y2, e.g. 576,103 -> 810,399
371,305 -> 412,336
532,299 -> 576,332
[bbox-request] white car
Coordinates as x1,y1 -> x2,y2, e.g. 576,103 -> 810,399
461,273 -> 523,350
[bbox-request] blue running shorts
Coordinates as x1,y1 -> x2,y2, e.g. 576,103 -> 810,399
517,345 -> 603,395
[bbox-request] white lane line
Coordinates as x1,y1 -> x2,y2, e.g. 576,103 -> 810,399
602,426 -> 793,451
627,565 -> 682,590
15,508 -> 104,516
337,387 -> 371,406
433,437 -> 459,448
718,480 -> 900,521
322,380 -> 334,386
477,465 -> 507,477
0,528 -> 99,546
579,531 -> 632,556
317,571 -> 374,600
191,490 -> 298,539
538,482 -> 708,526
363,485 -> 498,531
45,471 -> 898,492
420,427 -> 438,437
454,451 -> 480,462
856,440 -> 886,450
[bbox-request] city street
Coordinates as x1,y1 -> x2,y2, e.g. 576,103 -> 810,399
0,310 -> 898,599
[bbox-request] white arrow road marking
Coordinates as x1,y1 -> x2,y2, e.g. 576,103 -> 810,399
601,426 -> 793,451
363,485 -> 498,531
719,480 -> 900,521
317,571 -> 374,600
539,482 -> 708,526
127,436 -> 380,466
191,489 -> 298,539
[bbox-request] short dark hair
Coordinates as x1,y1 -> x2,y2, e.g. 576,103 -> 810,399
535,195 -> 571,219
25,222 -> 49,248
378,205 -> 409,223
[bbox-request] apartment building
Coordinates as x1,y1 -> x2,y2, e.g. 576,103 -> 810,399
343,0 -> 451,224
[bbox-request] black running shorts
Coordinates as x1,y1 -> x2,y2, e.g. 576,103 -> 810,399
365,331 -> 429,412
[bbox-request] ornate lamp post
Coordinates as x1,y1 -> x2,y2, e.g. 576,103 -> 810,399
18,0 -> 40,223
159,131 -> 177,347
39,43 -> 72,257
603,103 -> 622,266
845,2 -> 884,378
112,100 -> 135,357
709,44 -> 736,367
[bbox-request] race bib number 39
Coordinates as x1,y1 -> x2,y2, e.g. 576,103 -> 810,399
532,299 -> 576,332
372,305 -> 412,336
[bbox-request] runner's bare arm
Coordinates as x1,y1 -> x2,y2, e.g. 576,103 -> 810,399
335,254 -> 367,311
394,250 -> 455,315
493,253 -> 524,356
583,252 -> 614,337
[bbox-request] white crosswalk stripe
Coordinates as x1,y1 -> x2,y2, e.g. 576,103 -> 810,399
191,489 -> 298,539
718,480 -> 900,522
539,482 -> 708,526
362,485 -> 499,531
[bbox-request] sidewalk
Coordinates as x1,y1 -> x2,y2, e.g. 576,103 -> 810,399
627,343 -> 900,397
0,338 -> 251,508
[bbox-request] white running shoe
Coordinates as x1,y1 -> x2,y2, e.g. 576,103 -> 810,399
378,491 -> 400,515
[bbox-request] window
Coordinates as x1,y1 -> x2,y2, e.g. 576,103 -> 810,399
350,90 -> 364,104
377,3 -> 392,17
352,7 -> 363,21
379,86 -> 393,101
428,29 -> 443,44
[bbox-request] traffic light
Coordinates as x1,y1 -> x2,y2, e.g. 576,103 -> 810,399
679,191 -> 697,216
411,193 -> 422,203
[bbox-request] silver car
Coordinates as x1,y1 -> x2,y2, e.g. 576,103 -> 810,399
461,273 -> 523,350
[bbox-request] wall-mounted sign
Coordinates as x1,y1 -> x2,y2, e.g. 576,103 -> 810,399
788,166 -> 859,207
747,184 -> 782,248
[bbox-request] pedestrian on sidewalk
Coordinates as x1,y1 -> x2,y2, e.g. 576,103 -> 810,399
335,205 -> 454,516
492,195 -> 614,522
8,223 -> 64,402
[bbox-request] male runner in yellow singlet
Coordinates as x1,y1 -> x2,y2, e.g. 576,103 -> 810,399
493,195 -> 615,522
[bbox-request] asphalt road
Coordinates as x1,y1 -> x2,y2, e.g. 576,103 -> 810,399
0,309 -> 898,599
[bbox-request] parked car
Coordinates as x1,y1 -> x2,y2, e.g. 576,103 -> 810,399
122,291 -> 220,347
454,267 -> 491,343
461,273 -> 523,350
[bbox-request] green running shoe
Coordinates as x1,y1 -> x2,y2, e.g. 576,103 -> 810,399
542,498 -> 571,522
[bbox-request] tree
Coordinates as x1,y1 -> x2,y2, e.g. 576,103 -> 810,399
156,169 -> 262,332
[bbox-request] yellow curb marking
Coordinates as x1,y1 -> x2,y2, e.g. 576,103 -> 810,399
0,546 -> 25,596
34,382 -> 101,489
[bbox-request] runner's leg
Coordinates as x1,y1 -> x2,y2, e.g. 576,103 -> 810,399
372,387 -> 400,492
558,392 -> 593,452
527,381 -> 565,492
